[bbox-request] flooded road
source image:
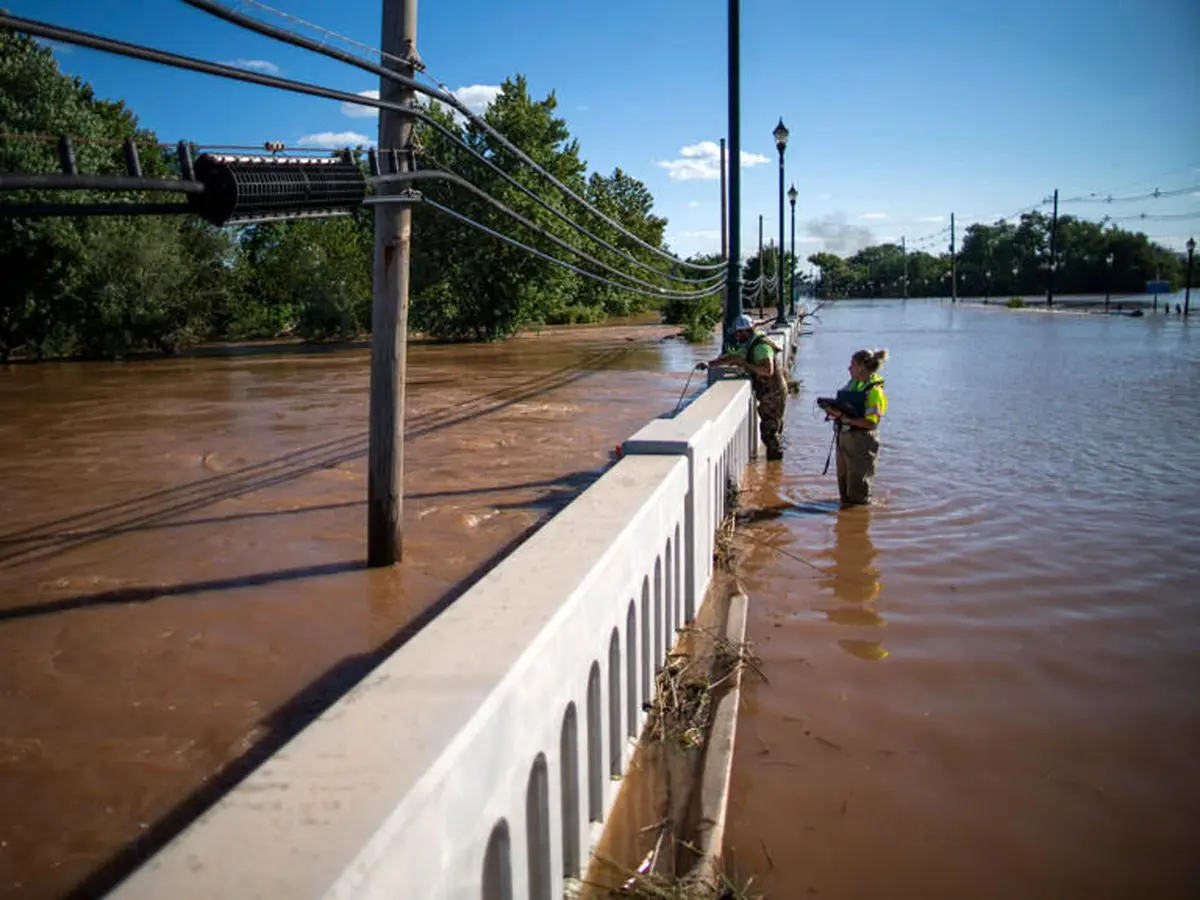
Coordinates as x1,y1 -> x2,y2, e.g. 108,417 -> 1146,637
725,301 -> 1200,899
0,322 -> 709,900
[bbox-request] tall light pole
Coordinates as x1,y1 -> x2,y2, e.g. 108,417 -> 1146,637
787,183 -> 798,317
773,118 -> 790,325
724,0 -> 742,351
1186,237 -> 1195,317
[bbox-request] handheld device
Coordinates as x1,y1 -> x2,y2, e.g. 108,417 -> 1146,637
817,397 -> 855,416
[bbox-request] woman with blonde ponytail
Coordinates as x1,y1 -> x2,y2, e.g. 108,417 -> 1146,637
823,348 -> 889,505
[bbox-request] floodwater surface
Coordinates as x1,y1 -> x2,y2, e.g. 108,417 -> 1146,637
0,323 -> 710,900
725,301 -> 1200,899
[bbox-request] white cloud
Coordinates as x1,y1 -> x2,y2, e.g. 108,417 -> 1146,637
915,215 -> 944,223
222,58 -> 280,75
817,193 -> 832,201
341,89 -> 379,118
687,201 -> 702,209
860,212 -> 888,220
655,141 -> 770,181
342,84 -> 501,120
453,84 -> 502,113
297,131 -> 374,148
667,228 -> 722,257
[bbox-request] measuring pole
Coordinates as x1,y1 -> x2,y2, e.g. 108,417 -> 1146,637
368,0 -> 418,567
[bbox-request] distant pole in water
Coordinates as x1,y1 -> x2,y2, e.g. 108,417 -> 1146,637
949,213 -> 957,303
901,235 -> 908,300
368,0 -> 419,567
1185,237 -> 1194,317
1047,188 -> 1059,308
1105,249 -> 1113,313
719,138 -> 728,261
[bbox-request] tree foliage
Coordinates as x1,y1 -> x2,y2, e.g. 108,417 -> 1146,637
1,41 -> 682,359
808,211 -> 1190,300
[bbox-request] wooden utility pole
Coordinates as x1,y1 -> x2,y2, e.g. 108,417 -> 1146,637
719,137 -> 727,261
757,213 -> 764,315
1047,188 -> 1058,308
368,0 -> 418,567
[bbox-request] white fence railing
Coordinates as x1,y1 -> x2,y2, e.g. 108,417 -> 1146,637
108,323 -> 795,900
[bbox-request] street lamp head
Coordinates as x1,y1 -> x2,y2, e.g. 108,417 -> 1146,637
774,118 -> 789,152
1188,237 -> 1196,253
787,184 -> 798,205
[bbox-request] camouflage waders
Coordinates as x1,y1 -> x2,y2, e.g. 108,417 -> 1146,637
836,425 -> 880,505
749,349 -> 788,460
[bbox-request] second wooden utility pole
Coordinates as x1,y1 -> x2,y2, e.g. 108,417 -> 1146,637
719,137 -> 727,261
368,0 -> 419,567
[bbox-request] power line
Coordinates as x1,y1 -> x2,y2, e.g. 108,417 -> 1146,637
1062,185 -> 1199,204
389,163 -> 723,296
228,0 -> 424,73
411,127 -> 724,287
420,197 -> 726,302
183,0 -> 726,273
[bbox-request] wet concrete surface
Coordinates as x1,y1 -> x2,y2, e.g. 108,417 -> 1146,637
0,322 -> 712,900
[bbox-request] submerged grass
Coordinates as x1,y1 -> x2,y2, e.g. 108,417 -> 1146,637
714,477 -> 744,572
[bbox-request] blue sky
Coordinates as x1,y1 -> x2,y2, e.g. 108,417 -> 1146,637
9,0 -> 1200,265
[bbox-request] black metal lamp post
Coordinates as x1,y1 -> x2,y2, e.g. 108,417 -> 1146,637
773,118 -> 789,325
787,182 -> 798,317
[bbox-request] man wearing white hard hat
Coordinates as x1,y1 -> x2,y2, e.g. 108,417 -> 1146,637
708,314 -> 788,460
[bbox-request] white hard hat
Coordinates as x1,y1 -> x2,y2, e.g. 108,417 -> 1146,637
734,314 -> 754,331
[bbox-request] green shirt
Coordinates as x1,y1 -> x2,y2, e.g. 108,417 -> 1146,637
732,333 -> 775,365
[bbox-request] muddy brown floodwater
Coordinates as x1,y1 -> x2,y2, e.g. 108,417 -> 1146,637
725,301 -> 1200,899
0,321 -> 712,900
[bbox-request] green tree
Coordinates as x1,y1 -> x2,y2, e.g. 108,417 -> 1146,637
0,29 -> 230,359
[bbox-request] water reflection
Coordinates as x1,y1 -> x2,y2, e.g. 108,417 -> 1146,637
816,510 -> 889,661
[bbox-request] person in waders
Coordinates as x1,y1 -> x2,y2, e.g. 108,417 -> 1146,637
708,314 -> 788,460
823,348 -> 889,506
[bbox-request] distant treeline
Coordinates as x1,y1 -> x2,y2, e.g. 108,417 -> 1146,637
808,214 -> 1190,300
0,30 -> 690,361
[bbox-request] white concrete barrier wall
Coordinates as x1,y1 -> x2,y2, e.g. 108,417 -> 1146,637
108,325 -> 795,900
